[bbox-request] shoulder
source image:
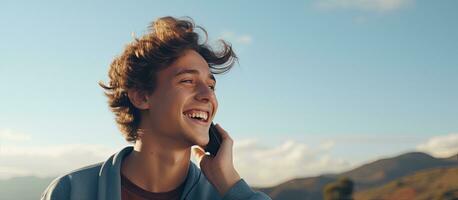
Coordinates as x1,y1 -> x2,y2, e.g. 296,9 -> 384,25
40,162 -> 103,200
41,146 -> 134,200
40,174 -> 71,200
66,162 -> 103,183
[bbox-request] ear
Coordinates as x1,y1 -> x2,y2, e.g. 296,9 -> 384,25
127,89 -> 150,110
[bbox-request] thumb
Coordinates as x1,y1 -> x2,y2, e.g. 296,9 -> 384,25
192,146 -> 206,163
192,146 -> 212,169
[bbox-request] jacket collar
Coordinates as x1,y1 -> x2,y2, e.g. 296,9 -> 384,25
97,146 -> 201,200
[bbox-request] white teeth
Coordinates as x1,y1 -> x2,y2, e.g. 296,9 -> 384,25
185,110 -> 209,121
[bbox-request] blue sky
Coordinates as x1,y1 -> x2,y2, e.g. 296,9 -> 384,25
1,0 -> 457,186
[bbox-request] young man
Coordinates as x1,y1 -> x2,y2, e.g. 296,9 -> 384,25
41,16 -> 271,200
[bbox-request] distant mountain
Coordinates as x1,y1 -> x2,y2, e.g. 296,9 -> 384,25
257,151 -> 458,200
340,152 -> 458,190
354,167 -> 458,200
256,176 -> 336,200
0,176 -> 54,200
443,153 -> 458,162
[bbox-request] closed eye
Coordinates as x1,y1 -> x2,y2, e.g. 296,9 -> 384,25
181,79 -> 215,91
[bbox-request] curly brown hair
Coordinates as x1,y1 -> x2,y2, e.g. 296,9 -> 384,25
99,16 -> 237,143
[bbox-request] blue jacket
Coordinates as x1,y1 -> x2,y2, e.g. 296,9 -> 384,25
41,146 -> 272,200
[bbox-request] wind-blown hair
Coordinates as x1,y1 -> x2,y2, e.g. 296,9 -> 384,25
99,16 -> 237,143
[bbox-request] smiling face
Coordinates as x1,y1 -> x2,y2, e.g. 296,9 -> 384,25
142,49 -> 218,147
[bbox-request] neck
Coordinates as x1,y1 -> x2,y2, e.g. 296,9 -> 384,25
121,129 -> 191,193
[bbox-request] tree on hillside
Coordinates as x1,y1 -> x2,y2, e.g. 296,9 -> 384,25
434,189 -> 458,200
323,177 -> 354,200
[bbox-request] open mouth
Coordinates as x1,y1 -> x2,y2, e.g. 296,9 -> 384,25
183,110 -> 210,124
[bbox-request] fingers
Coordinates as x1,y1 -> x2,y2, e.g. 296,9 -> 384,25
214,123 -> 233,143
214,123 -> 234,161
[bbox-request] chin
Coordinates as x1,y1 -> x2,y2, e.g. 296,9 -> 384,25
180,119 -> 210,147
193,132 -> 210,147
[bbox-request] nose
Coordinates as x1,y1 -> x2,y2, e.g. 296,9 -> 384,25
195,82 -> 215,103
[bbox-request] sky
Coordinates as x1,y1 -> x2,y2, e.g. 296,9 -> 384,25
0,0 -> 457,187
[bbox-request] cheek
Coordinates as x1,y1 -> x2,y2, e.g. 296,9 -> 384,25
167,91 -> 189,112
149,91 -> 185,115
163,87 -> 187,102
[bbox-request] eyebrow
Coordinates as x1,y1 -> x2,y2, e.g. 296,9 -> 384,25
174,68 -> 216,83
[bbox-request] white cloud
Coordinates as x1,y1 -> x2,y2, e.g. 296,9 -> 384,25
236,35 -> 253,44
319,140 -> 335,151
0,144 -> 120,180
231,138 -> 352,187
416,133 -> 458,158
0,166 -> 31,179
219,31 -> 253,45
314,0 -> 413,12
0,129 -> 31,141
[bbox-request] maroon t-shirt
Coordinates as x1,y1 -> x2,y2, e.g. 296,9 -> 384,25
121,172 -> 186,200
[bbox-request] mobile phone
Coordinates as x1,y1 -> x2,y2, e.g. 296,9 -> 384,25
205,122 -> 222,156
